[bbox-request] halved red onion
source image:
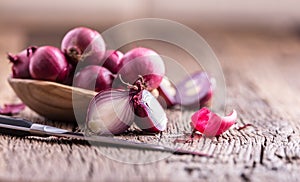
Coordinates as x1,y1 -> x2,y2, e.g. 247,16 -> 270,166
61,27 -> 106,65
86,89 -> 134,135
175,71 -> 212,109
118,47 -> 165,90
102,50 -> 123,74
191,107 -> 237,137
7,46 -> 37,79
132,90 -> 168,132
157,76 -> 177,108
29,46 -> 70,83
73,65 -> 114,92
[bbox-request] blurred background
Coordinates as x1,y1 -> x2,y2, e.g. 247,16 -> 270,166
1,0 -> 300,47
1,0 -> 300,100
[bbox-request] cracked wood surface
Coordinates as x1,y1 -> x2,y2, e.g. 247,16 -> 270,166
0,28 -> 300,181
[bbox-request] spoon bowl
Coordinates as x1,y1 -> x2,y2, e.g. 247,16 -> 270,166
8,78 -> 97,122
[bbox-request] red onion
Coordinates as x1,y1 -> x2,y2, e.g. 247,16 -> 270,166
86,89 -> 134,135
29,46 -> 70,83
73,65 -> 114,92
191,107 -> 237,137
157,76 -> 177,108
7,46 -> 37,78
132,89 -> 168,133
86,77 -> 168,135
175,71 -> 212,109
118,47 -> 165,90
102,50 -> 123,74
61,63 -> 76,86
61,27 -> 105,65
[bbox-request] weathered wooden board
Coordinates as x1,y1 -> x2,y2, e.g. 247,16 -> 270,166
0,29 -> 300,181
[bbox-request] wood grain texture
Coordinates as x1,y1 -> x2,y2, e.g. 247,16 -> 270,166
0,29 -> 300,181
8,78 -> 97,122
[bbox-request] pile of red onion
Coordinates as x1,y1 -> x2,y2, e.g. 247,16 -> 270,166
7,26 -> 235,137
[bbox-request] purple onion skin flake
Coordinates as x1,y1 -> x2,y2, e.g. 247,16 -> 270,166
0,103 -> 25,115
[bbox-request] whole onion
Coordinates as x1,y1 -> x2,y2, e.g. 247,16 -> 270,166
7,46 -> 37,78
118,47 -> 165,90
61,27 -> 106,65
102,50 -> 123,74
73,65 -> 114,92
29,46 -> 70,83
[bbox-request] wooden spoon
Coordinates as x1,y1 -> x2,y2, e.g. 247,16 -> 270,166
8,78 -> 97,123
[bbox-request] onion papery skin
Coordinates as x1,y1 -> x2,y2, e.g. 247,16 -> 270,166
61,27 -> 106,65
73,65 -> 114,92
7,46 -> 37,79
132,90 -> 168,132
29,46 -> 70,83
118,47 -> 165,91
0,103 -> 26,115
86,89 -> 134,135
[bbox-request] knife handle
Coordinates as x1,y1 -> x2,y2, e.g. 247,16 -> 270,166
0,115 -> 33,136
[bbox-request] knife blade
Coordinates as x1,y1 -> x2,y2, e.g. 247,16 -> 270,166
0,115 -> 210,157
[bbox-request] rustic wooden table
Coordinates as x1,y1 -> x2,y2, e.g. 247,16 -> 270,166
0,28 -> 300,181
